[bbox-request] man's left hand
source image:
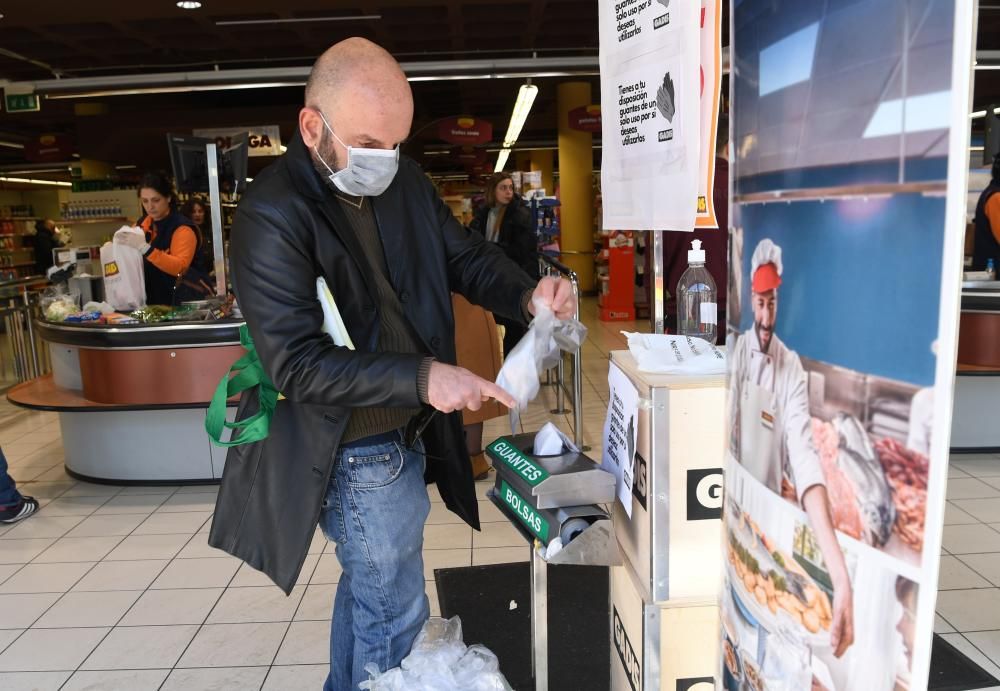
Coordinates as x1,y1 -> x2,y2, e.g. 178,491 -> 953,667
529,276 -> 575,320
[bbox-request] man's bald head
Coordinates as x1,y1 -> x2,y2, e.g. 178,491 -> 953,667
299,38 -> 413,178
305,38 -> 411,115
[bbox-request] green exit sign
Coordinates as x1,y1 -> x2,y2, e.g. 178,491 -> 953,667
5,93 -> 40,113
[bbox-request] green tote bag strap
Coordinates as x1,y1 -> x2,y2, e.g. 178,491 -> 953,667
206,324 -> 280,447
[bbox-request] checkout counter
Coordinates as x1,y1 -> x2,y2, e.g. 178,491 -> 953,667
7,318 -> 242,483
953,280 -> 1000,451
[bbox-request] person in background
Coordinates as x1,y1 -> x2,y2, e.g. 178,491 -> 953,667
33,219 -> 63,276
116,172 -> 200,305
469,172 -> 540,354
180,196 -> 216,276
973,153 -> 1000,271
0,448 -> 38,523
663,115 -> 729,343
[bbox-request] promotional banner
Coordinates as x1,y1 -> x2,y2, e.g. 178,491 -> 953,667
437,117 -> 493,145
192,126 -> 282,157
722,1 -> 974,690
695,0 -> 722,229
569,105 -> 603,133
599,0 -> 701,231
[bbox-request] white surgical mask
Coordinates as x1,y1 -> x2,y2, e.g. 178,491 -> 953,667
314,111 -> 399,197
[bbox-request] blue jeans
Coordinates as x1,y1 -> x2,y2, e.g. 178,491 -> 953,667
0,447 -> 21,509
319,430 -> 431,691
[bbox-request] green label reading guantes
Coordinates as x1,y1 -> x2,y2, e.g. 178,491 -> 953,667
487,437 -> 549,487
499,480 -> 550,543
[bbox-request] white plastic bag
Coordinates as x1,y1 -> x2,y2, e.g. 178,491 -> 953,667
102,226 -> 146,311
623,331 -> 726,375
496,299 -> 587,410
360,616 -> 513,691
533,421 -> 579,456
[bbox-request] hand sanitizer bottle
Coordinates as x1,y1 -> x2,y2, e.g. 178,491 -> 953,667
677,238 -> 717,344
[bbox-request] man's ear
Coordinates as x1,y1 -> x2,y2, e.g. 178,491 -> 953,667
299,107 -> 323,149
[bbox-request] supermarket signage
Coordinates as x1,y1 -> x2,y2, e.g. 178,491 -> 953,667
487,437 -> 549,486
498,480 -> 549,542
568,105 -> 603,132
25,133 -> 74,163
631,452 -> 648,510
675,679 -> 714,691
437,117 -> 493,145
5,93 -> 40,113
686,468 -> 723,521
613,605 -> 641,691
192,126 -> 282,157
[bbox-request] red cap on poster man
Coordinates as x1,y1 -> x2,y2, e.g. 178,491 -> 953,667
751,238 -> 783,293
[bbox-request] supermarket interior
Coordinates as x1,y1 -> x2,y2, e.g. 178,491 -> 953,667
0,1 -> 1000,690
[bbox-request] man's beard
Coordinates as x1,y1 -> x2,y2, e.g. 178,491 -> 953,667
310,130 -> 343,192
755,321 -> 773,352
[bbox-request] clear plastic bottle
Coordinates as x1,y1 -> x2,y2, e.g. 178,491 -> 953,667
988,258 -> 996,282
676,238 -> 717,344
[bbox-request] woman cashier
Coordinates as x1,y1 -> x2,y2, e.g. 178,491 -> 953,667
116,171 -> 200,306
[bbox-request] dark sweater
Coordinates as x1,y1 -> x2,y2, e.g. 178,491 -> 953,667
336,193 -> 430,443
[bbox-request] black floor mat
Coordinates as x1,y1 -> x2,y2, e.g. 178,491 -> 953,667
929,634 -> 1000,691
435,562 -> 609,691
436,562 -> 1000,691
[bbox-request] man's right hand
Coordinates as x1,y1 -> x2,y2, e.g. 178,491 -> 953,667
427,362 -> 516,413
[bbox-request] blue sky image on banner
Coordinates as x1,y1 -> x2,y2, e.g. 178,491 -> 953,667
733,0 -> 954,193
735,194 -> 944,386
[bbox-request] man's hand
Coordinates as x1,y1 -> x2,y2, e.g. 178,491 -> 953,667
529,276 -> 575,320
115,231 -> 150,254
830,580 -> 854,658
427,361 -> 516,413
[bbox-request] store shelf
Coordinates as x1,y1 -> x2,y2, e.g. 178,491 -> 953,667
0,217 -> 40,221
60,217 -> 127,225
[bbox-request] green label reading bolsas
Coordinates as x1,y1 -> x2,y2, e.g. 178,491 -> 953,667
499,480 -> 550,543
487,438 -> 550,487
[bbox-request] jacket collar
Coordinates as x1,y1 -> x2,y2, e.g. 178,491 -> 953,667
284,131 -> 329,201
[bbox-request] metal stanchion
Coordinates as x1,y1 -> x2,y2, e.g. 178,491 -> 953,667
530,543 -> 548,691
21,286 -> 39,379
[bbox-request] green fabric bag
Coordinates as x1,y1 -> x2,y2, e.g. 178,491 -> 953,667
205,323 -> 279,447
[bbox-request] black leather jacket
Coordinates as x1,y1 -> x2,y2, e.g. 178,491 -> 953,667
209,133 -> 535,593
469,198 -> 540,279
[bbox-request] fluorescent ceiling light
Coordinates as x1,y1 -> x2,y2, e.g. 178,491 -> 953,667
975,64 -> 1000,70
177,1 -> 202,9
495,148 -> 512,172
863,90 -> 951,138
0,176 -> 71,187
0,141 -> 25,150
115,165 -> 137,170
759,23 -> 820,96
971,146 -> 985,151
45,82 -> 303,99
216,14 -> 380,26
502,84 -> 538,149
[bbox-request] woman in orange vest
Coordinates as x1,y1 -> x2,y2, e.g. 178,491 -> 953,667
115,171 -> 202,306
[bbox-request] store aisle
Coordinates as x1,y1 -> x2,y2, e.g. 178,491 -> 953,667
0,297 -> 997,688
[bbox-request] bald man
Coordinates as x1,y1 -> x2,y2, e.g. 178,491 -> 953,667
209,38 -> 574,689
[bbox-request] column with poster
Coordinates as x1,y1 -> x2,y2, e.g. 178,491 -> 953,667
721,2 -> 974,691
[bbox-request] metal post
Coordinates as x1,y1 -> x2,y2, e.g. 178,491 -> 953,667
570,274 -> 586,450
651,230 -> 665,334
21,286 -> 39,379
530,544 -> 548,691
550,355 -> 569,414
206,141 -> 227,297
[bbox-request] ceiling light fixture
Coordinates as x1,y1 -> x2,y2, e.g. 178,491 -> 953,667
215,14 -> 380,26
177,1 -> 203,9
501,83 -> 539,149
0,176 -> 71,187
494,148 -> 512,172
0,141 -> 25,150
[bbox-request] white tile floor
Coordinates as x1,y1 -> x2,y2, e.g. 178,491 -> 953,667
0,298 -> 997,689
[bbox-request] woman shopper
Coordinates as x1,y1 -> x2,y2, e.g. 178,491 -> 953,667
32,219 -> 63,276
469,172 -> 539,354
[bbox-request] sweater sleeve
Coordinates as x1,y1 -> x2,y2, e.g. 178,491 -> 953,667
147,226 -> 197,277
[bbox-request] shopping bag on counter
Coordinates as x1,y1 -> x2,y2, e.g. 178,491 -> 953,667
496,298 -> 587,410
623,331 -> 726,375
101,227 -> 146,311
206,276 -> 355,447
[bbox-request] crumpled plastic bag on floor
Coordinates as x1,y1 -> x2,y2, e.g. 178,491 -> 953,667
359,616 -> 513,691
496,299 -> 588,410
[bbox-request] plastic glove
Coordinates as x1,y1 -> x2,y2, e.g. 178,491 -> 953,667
114,230 -> 150,254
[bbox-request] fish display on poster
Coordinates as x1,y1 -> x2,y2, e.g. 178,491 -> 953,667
695,0 -> 722,229
599,0 -> 701,231
720,1 -> 974,690
603,363 -> 640,519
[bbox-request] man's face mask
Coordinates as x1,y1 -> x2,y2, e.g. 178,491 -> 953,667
313,110 -> 399,197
